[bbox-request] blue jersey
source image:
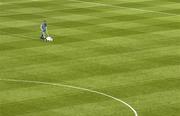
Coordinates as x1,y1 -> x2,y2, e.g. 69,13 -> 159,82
41,22 -> 47,32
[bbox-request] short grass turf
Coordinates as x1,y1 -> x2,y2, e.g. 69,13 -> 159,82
0,0 -> 180,116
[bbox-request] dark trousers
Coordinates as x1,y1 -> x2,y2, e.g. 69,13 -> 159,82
40,31 -> 47,39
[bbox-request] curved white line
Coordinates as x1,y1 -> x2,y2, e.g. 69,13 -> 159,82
0,78 -> 138,116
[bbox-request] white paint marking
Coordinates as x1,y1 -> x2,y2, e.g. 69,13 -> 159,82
70,0 -> 178,16
0,2 -> 167,115
0,0 -> 178,16
0,78 -> 138,116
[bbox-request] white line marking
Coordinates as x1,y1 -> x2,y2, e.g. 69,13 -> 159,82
70,0 -> 178,16
0,78 -> 138,116
0,0 -> 178,16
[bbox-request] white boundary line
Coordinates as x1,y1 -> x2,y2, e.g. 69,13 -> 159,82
70,0 -> 178,16
1,0 -> 178,16
0,78 -> 138,116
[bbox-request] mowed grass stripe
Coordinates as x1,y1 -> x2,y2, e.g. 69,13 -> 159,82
0,26 -> 179,52
0,0 -> 179,44
77,0 -> 179,16
1,65 -> 179,106
0,46 -> 179,86
0,89 -> 111,116
1,44 -> 178,81
1,13 -> 179,45
0,83 -> 105,104
0,36 -> 179,71
0,77 -> 179,116
128,89 -> 180,116
0,81 -> 36,91
0,0 -> 180,116
0,43 -> 179,74
66,65 -> 180,89
18,100 -> 132,116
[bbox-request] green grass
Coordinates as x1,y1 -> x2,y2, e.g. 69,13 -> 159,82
0,0 -> 180,116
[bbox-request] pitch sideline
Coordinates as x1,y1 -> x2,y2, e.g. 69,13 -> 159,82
70,0 -> 177,16
0,78 -> 138,116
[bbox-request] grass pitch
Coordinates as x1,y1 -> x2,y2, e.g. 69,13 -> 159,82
0,0 -> 180,116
